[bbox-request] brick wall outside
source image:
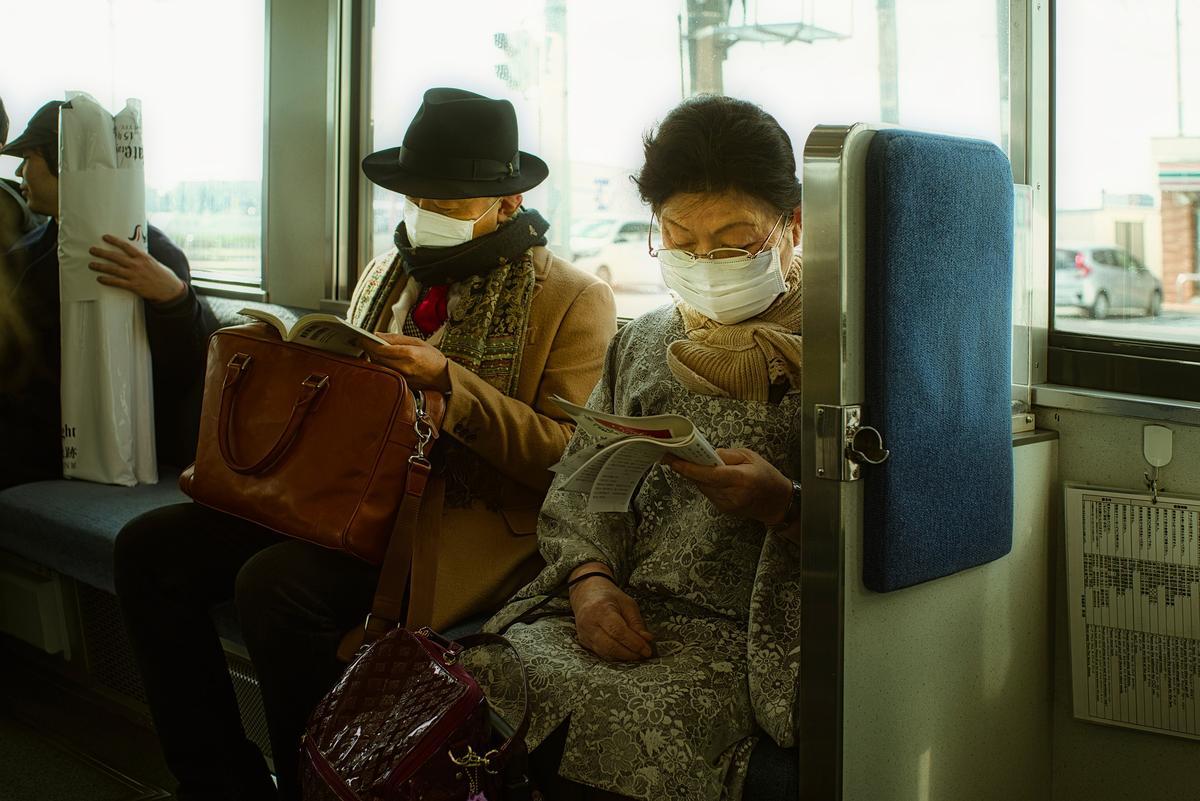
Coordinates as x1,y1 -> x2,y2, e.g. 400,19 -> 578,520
1161,191 -> 1198,301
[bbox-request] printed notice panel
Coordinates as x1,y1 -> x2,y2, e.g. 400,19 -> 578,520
1065,485 -> 1200,740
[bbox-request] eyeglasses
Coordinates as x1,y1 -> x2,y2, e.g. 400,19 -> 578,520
648,211 -> 789,264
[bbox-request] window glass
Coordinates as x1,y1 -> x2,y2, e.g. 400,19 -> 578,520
2,0 -> 266,287
1055,0 -> 1200,343
368,0 -> 1009,318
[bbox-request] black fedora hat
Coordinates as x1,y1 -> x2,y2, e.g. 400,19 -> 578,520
363,88 -> 548,200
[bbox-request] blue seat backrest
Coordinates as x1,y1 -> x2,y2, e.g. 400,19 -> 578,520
862,129 -> 1014,592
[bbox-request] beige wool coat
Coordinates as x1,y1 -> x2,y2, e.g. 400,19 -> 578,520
346,245 -> 617,629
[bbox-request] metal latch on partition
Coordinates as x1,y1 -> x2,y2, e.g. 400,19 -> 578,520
815,404 -> 890,481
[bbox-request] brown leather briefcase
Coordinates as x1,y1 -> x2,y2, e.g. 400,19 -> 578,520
182,324 -> 447,635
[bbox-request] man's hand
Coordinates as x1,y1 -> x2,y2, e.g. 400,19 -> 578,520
89,235 -> 187,305
569,563 -> 654,662
664,448 -> 793,526
362,333 -> 452,391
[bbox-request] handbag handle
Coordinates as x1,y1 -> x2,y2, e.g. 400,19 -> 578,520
426,630 -> 532,775
217,352 -> 330,475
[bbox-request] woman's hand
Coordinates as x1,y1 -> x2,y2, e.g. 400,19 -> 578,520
664,448 -> 793,526
88,235 -> 187,305
361,333 -> 451,391
569,562 -> 654,662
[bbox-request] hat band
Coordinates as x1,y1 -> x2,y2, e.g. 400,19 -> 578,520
397,146 -> 521,182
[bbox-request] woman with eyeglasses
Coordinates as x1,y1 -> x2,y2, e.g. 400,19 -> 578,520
466,95 -> 803,801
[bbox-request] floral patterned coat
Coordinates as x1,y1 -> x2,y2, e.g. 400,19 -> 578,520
465,304 -> 803,801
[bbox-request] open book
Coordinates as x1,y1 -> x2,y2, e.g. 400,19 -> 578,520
239,308 -> 388,358
549,395 -> 723,513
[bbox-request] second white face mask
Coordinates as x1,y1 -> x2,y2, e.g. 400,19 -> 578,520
659,246 -> 787,324
403,197 -> 500,248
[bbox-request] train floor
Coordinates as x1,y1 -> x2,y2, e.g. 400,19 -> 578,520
0,642 -> 176,801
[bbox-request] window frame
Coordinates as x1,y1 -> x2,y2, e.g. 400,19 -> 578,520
1046,0 -> 1200,403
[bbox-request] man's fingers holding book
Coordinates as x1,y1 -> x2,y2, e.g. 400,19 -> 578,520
361,334 -> 451,391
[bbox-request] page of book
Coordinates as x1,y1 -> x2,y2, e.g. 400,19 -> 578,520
548,394 -> 723,513
586,440 -> 667,513
551,395 -> 695,443
290,321 -> 371,357
1064,484 -> 1200,740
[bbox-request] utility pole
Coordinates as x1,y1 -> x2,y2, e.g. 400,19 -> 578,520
1176,0 -> 1185,137
997,0 -> 1010,155
685,0 -> 729,95
543,0 -> 570,252
877,0 -> 900,123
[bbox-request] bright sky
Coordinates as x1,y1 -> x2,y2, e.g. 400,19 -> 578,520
1,0 -> 264,186
1,0 -> 1195,213
1057,0 -> 1199,207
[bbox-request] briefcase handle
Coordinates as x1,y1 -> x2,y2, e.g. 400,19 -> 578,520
217,352 -> 330,476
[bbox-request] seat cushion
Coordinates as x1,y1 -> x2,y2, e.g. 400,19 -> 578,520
862,129 -> 1015,592
0,473 -> 187,593
203,297 -> 306,329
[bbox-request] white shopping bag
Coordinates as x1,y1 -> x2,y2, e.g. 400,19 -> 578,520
58,92 -> 157,485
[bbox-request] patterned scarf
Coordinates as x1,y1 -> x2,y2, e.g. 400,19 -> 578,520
667,257 -> 804,402
360,211 -> 547,397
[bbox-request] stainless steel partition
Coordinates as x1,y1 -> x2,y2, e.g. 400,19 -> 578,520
798,124 -> 1055,801
799,123 -> 878,801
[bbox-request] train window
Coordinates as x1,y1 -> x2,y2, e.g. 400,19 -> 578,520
1051,0 -> 1200,399
365,0 -> 1009,319
2,0 -> 266,289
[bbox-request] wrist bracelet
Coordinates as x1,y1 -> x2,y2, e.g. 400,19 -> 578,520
568,570 -> 617,589
781,478 -> 802,526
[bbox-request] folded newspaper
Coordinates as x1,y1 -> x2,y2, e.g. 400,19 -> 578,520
549,395 -> 723,513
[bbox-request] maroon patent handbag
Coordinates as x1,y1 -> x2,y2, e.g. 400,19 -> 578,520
301,627 -> 531,801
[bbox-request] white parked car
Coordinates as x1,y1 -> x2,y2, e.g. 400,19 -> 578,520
569,218 -> 664,289
1054,244 -> 1163,319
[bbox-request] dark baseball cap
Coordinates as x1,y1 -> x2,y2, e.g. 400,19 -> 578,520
0,100 -> 63,157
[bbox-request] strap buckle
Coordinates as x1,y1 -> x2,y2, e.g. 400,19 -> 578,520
448,745 -> 501,772
362,612 -> 393,637
410,391 -> 434,467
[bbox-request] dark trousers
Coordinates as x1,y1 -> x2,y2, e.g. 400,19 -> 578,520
113,502 -> 378,801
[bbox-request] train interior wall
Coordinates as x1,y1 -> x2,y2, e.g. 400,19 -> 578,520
1036,408 -> 1200,801
842,437 -> 1056,801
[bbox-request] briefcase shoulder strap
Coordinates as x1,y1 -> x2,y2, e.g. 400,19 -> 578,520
362,389 -> 447,645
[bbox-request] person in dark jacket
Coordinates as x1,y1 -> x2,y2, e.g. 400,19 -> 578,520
0,100 -> 218,487
0,96 -> 44,254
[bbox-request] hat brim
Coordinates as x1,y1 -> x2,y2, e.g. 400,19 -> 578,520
361,147 -> 549,199
0,130 -> 52,158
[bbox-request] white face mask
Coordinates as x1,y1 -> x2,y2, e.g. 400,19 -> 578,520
402,197 -> 500,248
658,246 -> 787,324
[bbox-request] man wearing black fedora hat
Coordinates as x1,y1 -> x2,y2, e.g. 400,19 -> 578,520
114,87 -> 616,801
